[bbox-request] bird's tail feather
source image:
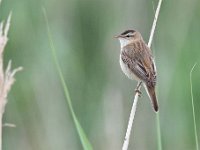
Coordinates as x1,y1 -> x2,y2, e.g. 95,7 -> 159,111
144,84 -> 158,112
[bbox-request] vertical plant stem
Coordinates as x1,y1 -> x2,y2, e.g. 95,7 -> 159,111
122,88 -> 140,150
0,114 -> 2,150
156,113 -> 162,150
122,0 -> 163,149
148,0 -> 163,47
190,63 -> 199,150
43,8 -> 93,150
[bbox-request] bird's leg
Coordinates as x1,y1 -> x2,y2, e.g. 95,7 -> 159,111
135,81 -> 142,97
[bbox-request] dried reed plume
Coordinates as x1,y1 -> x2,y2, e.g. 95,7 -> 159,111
0,2 -> 23,149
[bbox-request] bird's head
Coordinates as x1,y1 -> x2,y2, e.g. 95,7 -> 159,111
115,30 -> 142,48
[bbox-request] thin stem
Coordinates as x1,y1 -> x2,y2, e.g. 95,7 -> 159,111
0,115 -> 2,150
43,8 -> 93,150
156,113 -> 162,150
190,63 -> 199,150
148,0 -> 163,47
122,0 -> 163,149
122,86 -> 141,150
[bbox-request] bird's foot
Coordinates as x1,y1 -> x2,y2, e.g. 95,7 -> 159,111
134,81 -> 142,97
135,89 -> 142,97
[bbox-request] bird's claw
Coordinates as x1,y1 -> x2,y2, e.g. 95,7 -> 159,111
135,89 -> 142,97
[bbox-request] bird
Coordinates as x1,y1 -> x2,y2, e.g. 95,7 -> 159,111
115,29 -> 158,112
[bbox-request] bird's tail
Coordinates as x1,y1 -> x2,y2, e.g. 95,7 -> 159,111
144,84 -> 158,112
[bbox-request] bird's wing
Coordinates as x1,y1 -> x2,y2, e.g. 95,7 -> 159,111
121,43 -> 156,84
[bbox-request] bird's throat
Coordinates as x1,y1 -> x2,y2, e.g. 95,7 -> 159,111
119,39 -> 131,49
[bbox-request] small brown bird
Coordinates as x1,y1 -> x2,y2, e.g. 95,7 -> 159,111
115,30 -> 158,112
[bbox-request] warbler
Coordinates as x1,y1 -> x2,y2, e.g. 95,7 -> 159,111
116,30 -> 158,112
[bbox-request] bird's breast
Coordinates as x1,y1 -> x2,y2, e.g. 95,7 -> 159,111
119,53 -> 140,81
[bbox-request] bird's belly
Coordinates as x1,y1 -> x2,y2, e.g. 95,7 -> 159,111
119,56 -> 139,81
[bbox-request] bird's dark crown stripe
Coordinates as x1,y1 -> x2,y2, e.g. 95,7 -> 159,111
121,30 -> 135,35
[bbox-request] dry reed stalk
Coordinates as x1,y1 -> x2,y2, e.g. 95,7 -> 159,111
122,0 -> 163,149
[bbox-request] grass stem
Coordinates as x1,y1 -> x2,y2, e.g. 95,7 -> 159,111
43,8 -> 93,150
156,113 -> 162,150
190,63 -> 199,150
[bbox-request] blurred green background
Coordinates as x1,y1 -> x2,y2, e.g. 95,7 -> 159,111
0,0 -> 200,149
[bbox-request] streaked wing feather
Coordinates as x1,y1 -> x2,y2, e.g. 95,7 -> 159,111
121,42 -> 156,83
121,51 -> 148,81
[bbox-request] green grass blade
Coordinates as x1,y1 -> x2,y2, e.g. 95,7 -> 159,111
43,8 -> 93,150
156,113 -> 162,150
190,63 -> 199,150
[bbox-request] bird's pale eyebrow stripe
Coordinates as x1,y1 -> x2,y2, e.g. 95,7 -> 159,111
126,32 -> 134,37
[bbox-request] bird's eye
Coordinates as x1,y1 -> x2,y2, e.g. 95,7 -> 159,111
126,35 -> 130,37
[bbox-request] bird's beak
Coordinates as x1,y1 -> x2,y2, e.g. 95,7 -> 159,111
114,35 -> 123,38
